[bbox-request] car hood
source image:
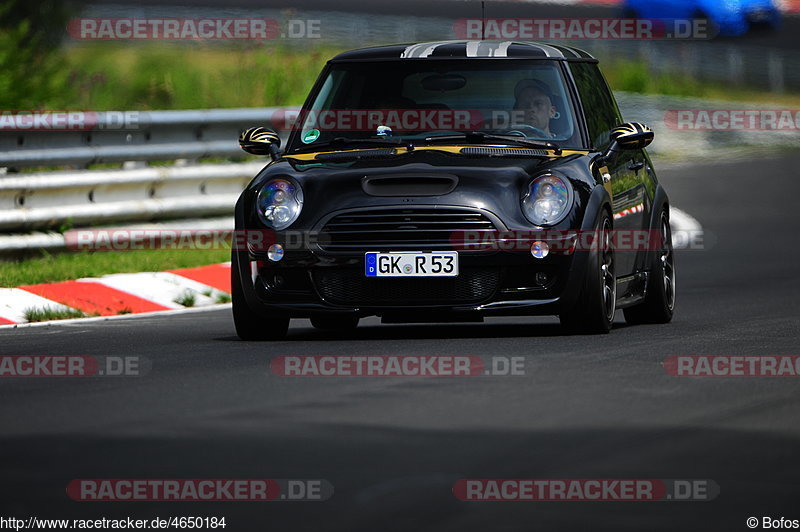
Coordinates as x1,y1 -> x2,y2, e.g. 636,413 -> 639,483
245,149 -> 595,230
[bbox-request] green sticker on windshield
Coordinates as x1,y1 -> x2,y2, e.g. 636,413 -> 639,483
302,129 -> 320,144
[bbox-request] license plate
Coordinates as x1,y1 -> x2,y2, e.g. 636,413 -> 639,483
365,252 -> 459,277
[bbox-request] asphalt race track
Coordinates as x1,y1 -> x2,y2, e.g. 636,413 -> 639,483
1,154 -> 799,530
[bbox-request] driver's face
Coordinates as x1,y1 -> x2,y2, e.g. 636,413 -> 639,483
514,88 -> 556,134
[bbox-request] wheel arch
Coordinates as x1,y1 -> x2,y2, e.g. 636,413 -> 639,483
558,184 -> 614,311
645,184 -> 671,271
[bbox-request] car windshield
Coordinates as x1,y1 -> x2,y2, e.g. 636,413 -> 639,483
288,60 -> 580,152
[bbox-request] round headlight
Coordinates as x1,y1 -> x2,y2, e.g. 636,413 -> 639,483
521,174 -> 573,226
256,179 -> 303,230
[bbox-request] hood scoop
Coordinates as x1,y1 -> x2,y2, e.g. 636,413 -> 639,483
361,173 -> 458,197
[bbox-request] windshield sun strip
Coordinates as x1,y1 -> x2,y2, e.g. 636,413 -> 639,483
283,145 -> 588,161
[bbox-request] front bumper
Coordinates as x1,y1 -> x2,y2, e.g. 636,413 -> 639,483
234,246 -> 589,318
234,183 -> 612,320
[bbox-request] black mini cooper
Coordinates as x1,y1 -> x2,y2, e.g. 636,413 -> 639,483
233,40 -> 675,339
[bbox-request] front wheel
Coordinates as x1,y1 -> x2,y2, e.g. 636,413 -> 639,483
231,252 -> 290,341
560,212 -> 616,334
624,210 -> 675,325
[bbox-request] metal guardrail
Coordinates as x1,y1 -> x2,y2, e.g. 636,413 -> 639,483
0,162 -> 263,232
0,107 -> 286,168
0,108 -> 287,243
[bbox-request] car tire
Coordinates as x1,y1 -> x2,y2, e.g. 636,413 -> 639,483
231,251 -> 290,341
560,211 -> 616,334
624,209 -> 675,325
310,315 -> 360,331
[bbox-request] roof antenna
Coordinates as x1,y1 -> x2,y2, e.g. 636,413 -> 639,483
481,1 -> 486,40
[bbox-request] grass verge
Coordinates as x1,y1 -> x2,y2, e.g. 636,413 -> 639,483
603,59 -> 800,105
23,307 -> 86,323
21,43 -> 797,111
50,43 -> 343,110
173,291 -> 197,308
0,249 -> 231,287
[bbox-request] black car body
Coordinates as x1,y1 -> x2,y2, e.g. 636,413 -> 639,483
232,41 -> 675,339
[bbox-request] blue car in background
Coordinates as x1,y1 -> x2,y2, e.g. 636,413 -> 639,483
622,0 -> 781,36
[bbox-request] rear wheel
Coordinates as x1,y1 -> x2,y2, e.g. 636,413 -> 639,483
624,210 -> 675,325
310,315 -> 360,331
560,212 -> 616,334
231,252 -> 289,341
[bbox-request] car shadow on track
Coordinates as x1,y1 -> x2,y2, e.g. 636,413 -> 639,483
215,318 -> 637,343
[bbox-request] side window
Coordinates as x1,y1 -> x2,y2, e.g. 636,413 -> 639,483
570,62 -> 622,150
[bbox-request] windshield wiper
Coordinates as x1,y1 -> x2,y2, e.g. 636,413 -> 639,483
423,132 -> 562,155
291,137 -> 411,154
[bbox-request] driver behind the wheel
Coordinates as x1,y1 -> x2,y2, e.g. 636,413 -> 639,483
512,79 -> 558,138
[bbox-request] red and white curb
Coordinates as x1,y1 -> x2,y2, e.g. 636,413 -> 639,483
0,263 -> 232,327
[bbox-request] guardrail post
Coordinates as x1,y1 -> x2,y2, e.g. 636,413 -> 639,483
678,43 -> 697,78
727,46 -> 744,86
768,51 -> 785,94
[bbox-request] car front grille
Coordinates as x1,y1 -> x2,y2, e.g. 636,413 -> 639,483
312,268 -> 500,306
317,207 -> 499,253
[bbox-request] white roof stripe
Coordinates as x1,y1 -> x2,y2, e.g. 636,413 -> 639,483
418,43 -> 442,58
465,41 -> 511,57
495,42 -> 512,57
401,41 -> 455,58
401,40 -> 566,59
465,41 -> 481,58
531,42 -> 564,58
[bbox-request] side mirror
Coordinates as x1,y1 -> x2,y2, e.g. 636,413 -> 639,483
601,122 -> 654,165
239,127 -> 281,159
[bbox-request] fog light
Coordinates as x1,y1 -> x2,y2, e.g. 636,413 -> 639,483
535,272 -> 549,286
267,244 -> 284,262
530,241 -> 550,259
